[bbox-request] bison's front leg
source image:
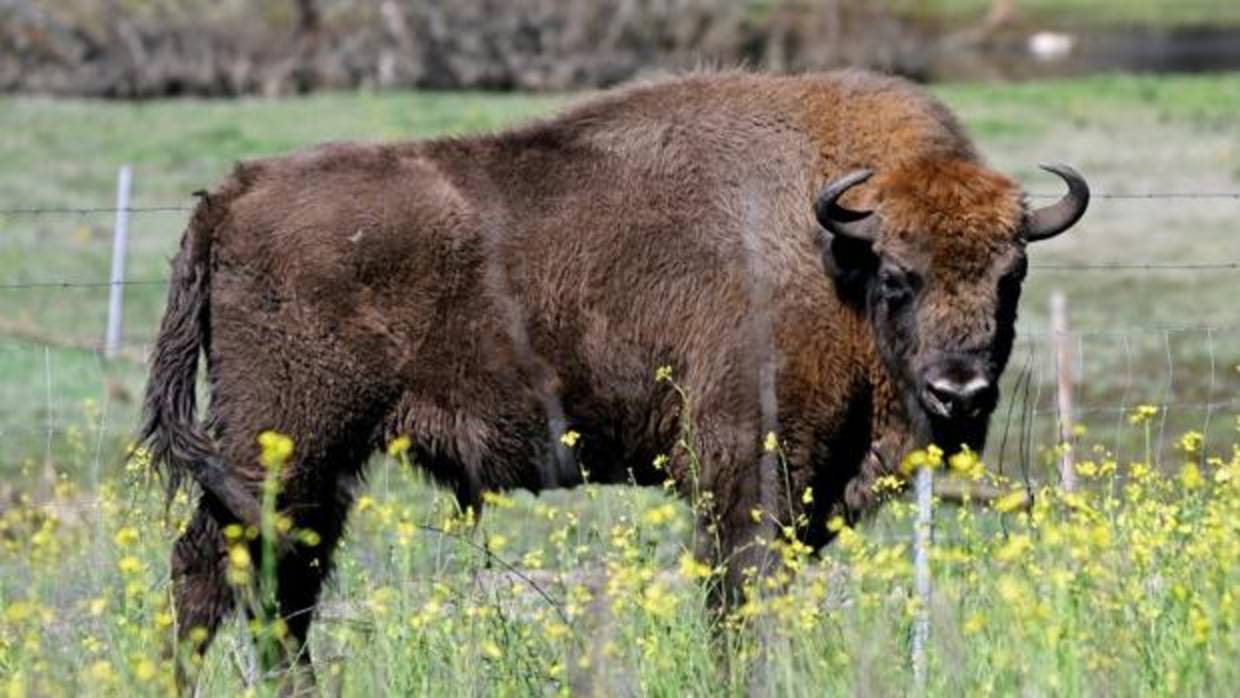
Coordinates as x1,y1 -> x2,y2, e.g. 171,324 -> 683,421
840,432 -> 911,523
694,505 -> 778,609
690,484 -> 783,698
675,420 -> 777,608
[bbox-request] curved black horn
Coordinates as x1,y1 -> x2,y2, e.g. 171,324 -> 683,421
815,169 -> 881,243
1025,163 -> 1090,242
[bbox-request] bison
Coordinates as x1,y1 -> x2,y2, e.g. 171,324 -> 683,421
141,69 -> 1088,687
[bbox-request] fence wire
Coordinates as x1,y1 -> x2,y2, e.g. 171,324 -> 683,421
2,322 -> 1234,463
0,206 -> 191,215
1,191 -> 1238,216
3,191 -> 1238,289
4,262 -> 1240,290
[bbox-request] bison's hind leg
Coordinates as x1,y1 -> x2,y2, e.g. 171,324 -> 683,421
258,468 -> 359,696
169,497 -> 237,690
172,405 -> 380,694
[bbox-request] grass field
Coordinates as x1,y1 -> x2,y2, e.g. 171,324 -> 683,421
1,73 -> 1239,695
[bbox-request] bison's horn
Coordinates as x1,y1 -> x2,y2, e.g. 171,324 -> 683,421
815,169 -> 881,243
1025,163 -> 1090,242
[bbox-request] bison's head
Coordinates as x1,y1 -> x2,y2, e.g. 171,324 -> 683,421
814,158 -> 1089,453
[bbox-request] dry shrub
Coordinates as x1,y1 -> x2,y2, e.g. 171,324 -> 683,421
0,0 -> 928,97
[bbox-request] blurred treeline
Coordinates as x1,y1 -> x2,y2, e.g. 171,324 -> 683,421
3,0 -> 1238,97
1,0 -> 953,96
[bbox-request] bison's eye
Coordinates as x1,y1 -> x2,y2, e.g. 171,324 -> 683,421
998,258 -> 1028,296
1003,257 -> 1028,284
877,267 -> 914,304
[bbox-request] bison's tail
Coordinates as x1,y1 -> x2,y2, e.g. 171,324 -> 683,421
138,189 -> 227,503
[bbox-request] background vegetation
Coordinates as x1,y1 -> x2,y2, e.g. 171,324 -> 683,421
6,0 -> 1240,96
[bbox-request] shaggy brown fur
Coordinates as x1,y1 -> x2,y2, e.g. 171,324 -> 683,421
140,69 -> 1084,687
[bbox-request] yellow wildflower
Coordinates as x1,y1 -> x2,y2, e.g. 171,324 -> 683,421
642,503 -> 678,527
872,475 -> 904,494
1128,405 -> 1158,425
1180,462 -> 1204,490
132,658 -> 157,682
257,430 -> 294,470
763,431 -> 779,453
996,533 -> 1033,563
386,435 -> 411,457
522,549 -> 544,569
228,545 -> 251,569
901,445 -> 943,475
117,556 -> 143,576
994,489 -> 1029,513
482,491 -> 515,509
948,447 -> 985,480
963,612 -> 984,636
639,581 -> 678,618
678,552 -> 714,580
1178,430 -> 1204,455
113,527 -> 139,547
86,660 -> 116,683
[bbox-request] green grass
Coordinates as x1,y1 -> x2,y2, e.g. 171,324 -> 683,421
892,0 -> 1240,29
2,412 -> 1238,696
1,72 -> 1238,695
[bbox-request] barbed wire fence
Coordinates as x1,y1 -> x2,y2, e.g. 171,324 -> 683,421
2,172 -> 1239,691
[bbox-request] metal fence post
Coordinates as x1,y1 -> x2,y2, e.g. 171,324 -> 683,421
105,165 -> 132,359
1052,291 -> 1077,490
911,463 -> 933,692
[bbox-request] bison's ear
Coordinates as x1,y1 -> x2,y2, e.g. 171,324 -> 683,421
815,226 -> 878,304
814,170 -> 881,303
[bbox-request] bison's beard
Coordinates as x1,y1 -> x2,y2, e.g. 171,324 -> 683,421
904,395 -> 994,456
927,413 -> 991,455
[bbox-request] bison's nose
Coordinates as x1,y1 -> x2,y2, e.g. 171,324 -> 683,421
921,375 -> 991,419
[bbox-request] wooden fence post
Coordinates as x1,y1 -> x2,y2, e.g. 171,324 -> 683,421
105,165 -> 131,360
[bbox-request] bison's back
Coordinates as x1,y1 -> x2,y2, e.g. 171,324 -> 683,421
198,70 -> 935,491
